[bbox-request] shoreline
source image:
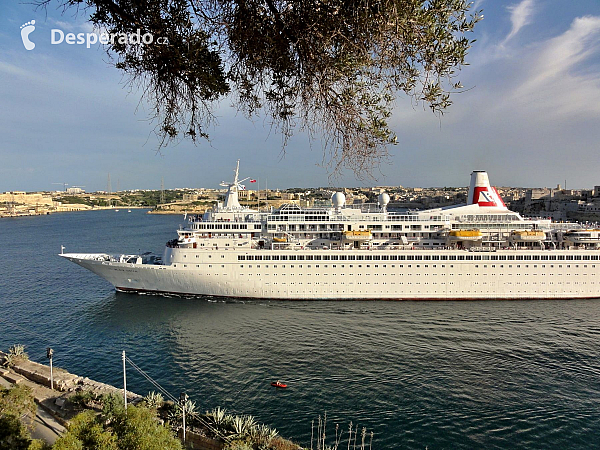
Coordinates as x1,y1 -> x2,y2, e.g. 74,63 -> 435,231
0,350 -> 303,450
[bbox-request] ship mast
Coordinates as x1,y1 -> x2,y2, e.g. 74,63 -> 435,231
220,160 -> 250,210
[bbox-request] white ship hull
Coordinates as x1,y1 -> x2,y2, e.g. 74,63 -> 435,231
61,250 -> 600,300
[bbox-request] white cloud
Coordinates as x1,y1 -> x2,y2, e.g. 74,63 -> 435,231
502,0 -> 535,45
508,15 -> 600,119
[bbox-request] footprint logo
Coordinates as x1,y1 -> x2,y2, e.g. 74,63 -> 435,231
20,20 -> 36,50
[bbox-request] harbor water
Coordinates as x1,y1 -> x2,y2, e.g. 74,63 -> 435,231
1,209 -> 599,449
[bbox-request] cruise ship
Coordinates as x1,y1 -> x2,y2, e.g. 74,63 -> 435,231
61,163 -> 600,300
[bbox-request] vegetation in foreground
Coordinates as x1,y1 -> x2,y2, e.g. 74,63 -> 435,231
0,384 -> 49,450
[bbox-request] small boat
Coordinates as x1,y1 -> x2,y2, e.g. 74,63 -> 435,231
271,381 -> 287,388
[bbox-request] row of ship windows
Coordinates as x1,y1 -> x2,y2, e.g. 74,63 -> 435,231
195,224 -> 262,230
175,263 -> 595,271
237,254 -> 599,261
259,281 -> 590,285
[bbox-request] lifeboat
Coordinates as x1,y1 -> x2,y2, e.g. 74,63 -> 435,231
342,230 -> 372,241
448,230 -> 482,241
271,381 -> 287,388
273,236 -> 288,243
510,230 -> 546,242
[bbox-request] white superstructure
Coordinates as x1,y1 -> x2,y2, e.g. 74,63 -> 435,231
61,163 -> 600,300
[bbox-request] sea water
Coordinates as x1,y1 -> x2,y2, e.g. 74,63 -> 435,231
1,210 -> 599,449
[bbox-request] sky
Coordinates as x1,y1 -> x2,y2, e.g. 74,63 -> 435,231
1,0 -> 600,192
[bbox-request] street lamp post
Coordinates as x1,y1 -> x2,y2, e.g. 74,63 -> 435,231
46,348 -> 54,390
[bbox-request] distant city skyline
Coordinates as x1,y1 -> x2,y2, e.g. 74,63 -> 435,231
1,0 -> 600,192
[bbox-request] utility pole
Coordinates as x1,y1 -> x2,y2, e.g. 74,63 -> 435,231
46,348 -> 54,390
180,392 -> 188,445
160,177 -> 165,204
122,351 -> 127,411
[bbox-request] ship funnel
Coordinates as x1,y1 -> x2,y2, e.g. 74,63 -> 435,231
468,171 -> 507,208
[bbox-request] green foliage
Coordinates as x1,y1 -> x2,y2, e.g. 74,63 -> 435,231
4,344 -> 29,367
100,393 -> 125,421
0,385 -> 39,450
167,398 -> 196,426
142,391 -> 164,410
48,0 -> 481,176
56,196 -> 90,205
55,410 -> 117,450
28,439 -> 52,450
0,385 -> 36,418
52,433 -> 84,450
55,405 -> 181,450
224,439 -> 254,450
69,390 -> 101,409
9,344 -> 28,358
0,414 -> 31,450
111,405 -> 182,450
203,407 -> 279,446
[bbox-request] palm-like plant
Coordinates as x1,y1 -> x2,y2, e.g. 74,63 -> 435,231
143,391 -> 164,409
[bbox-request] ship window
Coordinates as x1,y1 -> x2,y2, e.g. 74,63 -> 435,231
440,255 -> 448,260
297,256 -> 305,260
238,256 -> 245,260
466,255 -> 473,260
392,256 -> 399,260
264,256 -> 271,260
449,256 -> 457,260
557,256 -> 565,260
272,255 -> 279,260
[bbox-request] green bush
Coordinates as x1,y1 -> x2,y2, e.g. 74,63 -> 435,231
55,405 -> 181,450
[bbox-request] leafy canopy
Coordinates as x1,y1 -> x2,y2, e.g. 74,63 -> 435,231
42,0 -> 481,175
